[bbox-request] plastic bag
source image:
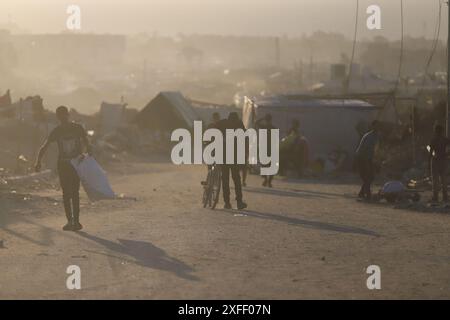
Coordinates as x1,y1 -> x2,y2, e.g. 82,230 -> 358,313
71,155 -> 116,201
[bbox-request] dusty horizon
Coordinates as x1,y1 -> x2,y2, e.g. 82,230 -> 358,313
0,0 -> 448,40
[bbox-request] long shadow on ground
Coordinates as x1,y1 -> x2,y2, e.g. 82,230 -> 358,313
76,232 -> 198,281
244,186 -> 331,199
0,193 -> 58,247
219,209 -> 380,237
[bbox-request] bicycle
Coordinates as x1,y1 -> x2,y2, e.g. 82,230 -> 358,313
202,163 -> 221,209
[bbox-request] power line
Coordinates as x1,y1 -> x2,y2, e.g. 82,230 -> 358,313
446,0 -> 450,136
393,0 -> 404,94
422,0 -> 443,87
345,0 -> 359,94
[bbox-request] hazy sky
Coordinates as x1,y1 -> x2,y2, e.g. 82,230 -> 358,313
0,0 -> 447,39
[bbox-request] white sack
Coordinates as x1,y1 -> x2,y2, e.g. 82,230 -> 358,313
71,156 -> 116,201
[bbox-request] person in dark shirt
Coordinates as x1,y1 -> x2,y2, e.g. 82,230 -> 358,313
202,112 -> 222,185
206,112 -> 221,131
204,112 -> 221,162
35,106 -> 91,231
280,119 -> 308,178
256,114 -> 276,188
216,112 -> 248,210
429,124 -> 450,202
355,120 -> 380,200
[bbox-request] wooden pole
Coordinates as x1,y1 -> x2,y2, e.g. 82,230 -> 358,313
447,1 -> 450,136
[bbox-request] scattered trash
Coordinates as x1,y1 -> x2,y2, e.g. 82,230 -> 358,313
116,193 -> 137,201
233,214 -> 247,217
17,154 -> 28,163
374,181 -> 421,203
5,170 -> 52,184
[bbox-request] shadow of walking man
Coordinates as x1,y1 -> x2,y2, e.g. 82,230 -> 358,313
219,209 -> 380,237
76,232 -> 198,281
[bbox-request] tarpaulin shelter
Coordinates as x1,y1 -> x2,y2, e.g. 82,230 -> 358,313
243,94 -> 380,159
135,91 -> 200,132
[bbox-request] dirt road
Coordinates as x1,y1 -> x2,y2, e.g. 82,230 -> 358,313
1,160 -> 450,299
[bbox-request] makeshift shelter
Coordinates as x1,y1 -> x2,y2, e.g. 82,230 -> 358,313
188,98 -> 237,122
135,91 -> 200,132
0,89 -> 11,107
243,95 -> 380,159
99,101 -> 127,134
0,96 -> 45,121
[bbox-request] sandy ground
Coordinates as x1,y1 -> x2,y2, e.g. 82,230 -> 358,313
1,159 -> 450,299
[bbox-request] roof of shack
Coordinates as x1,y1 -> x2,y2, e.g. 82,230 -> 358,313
250,95 -> 379,110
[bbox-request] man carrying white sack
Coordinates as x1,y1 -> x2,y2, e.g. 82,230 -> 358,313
35,106 -> 92,231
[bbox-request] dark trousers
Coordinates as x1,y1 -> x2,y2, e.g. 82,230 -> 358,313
262,175 -> 274,184
241,164 -> 248,185
221,165 -> 243,204
431,159 -> 448,201
58,160 -> 80,222
358,157 -> 374,199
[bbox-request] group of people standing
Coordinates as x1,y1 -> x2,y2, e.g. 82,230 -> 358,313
205,111 -> 309,210
355,120 -> 450,203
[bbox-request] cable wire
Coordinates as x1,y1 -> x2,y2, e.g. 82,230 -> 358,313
393,0 -> 404,94
422,0 -> 443,87
345,0 -> 359,94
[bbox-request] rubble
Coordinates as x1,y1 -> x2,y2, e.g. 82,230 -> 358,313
5,170 -> 52,184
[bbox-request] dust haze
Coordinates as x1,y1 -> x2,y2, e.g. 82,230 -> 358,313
0,0 -> 448,113
2,0 -> 450,300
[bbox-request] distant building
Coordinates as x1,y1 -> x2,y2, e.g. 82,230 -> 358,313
10,33 -> 126,70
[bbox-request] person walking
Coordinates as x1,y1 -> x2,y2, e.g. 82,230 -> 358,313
217,112 -> 248,210
256,114 -> 277,188
355,120 -> 380,200
35,106 -> 91,231
429,124 -> 450,202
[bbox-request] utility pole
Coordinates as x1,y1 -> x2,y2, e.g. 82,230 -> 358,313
447,1 -> 450,136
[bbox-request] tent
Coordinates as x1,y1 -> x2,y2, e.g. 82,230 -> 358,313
134,91 -> 200,132
243,94 -> 380,159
